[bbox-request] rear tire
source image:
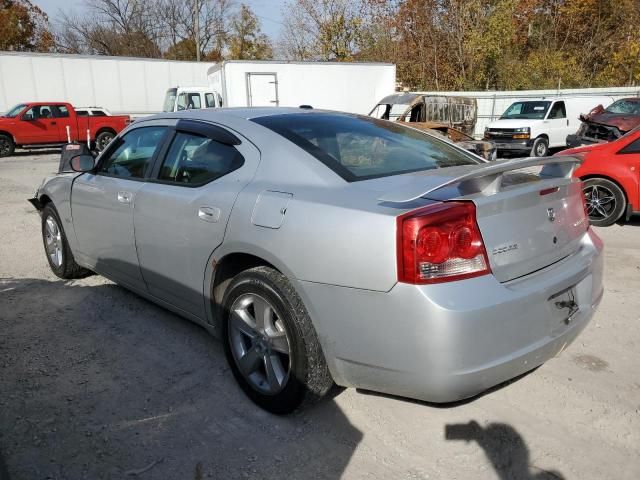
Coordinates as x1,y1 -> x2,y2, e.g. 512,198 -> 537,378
0,134 -> 15,157
41,204 -> 90,279
582,178 -> 626,227
95,131 -> 115,152
530,137 -> 549,157
222,266 -> 334,414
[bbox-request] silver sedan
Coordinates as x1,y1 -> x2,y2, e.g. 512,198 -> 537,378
30,108 -> 604,413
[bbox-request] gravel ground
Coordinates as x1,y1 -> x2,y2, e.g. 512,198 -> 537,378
1,151 -> 639,480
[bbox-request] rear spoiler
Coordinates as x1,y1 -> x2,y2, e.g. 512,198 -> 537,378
378,155 -> 583,204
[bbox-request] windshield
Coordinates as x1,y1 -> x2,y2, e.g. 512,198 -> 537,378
605,99 -> 640,115
3,104 -> 27,118
501,101 -> 551,120
252,113 -> 480,182
162,89 -> 177,112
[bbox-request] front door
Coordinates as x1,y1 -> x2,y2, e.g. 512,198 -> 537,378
247,73 -> 278,107
133,123 -> 260,318
546,101 -> 570,147
71,125 -> 169,290
18,105 -> 59,144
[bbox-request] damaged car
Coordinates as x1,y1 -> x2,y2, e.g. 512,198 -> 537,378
369,93 -> 496,160
567,97 -> 640,147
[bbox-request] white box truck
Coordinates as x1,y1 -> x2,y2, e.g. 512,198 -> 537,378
484,96 -> 615,156
162,60 -> 396,115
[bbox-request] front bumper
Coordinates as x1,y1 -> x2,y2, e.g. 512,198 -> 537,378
487,137 -> 534,152
296,228 -> 603,403
566,134 -> 604,149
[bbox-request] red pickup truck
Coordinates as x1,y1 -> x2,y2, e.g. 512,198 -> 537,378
0,102 -> 130,157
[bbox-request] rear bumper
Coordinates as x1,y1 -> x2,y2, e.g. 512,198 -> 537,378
296,228 -> 604,403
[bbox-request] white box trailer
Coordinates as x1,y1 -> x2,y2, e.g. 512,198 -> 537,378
204,60 -> 396,115
0,51 -> 215,117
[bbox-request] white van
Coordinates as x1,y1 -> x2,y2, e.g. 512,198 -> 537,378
162,86 -> 222,112
484,96 -> 614,156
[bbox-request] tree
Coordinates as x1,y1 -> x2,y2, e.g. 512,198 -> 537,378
0,0 -> 54,52
227,4 -> 272,59
280,0 -> 363,60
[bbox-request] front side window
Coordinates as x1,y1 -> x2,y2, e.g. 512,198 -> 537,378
501,101 -> 551,120
548,101 -> 566,119
158,131 -> 244,185
619,137 -> 640,154
99,127 -> 166,179
176,93 -> 187,111
23,105 -> 54,120
253,113 -> 480,182
163,88 -> 177,112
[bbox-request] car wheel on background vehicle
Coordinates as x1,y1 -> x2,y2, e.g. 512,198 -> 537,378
530,137 -> 549,157
41,204 -> 90,279
95,131 -> 115,152
582,178 -> 626,227
222,266 -> 334,414
0,134 -> 15,157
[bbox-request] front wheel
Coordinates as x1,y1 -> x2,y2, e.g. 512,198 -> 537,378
222,266 -> 334,414
41,204 -> 90,279
582,178 -> 626,227
95,131 -> 115,152
0,134 -> 15,157
530,137 -> 549,157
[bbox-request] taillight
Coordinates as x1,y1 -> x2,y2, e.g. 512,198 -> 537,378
396,202 -> 491,284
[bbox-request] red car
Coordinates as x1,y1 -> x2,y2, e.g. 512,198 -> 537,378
559,126 -> 640,226
0,102 -> 130,157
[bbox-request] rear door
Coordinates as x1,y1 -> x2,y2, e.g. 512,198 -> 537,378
247,73 -> 278,107
52,105 -> 74,143
133,120 -> 260,318
71,124 -> 170,290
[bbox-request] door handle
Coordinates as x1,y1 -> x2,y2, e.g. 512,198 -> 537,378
198,206 -> 221,223
117,191 -> 132,204
51,121 -> 57,125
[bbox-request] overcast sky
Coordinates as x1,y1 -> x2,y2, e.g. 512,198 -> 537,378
34,0 -> 287,40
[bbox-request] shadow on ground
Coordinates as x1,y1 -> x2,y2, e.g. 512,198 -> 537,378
0,278 -> 362,479
446,421 -> 564,479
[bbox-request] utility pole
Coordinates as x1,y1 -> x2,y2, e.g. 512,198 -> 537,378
194,0 -> 201,61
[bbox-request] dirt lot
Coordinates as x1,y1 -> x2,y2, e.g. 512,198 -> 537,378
1,151 -> 639,480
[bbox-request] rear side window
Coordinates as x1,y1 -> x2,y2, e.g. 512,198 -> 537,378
76,110 -> 88,116
53,105 -> 70,118
158,131 -> 243,185
99,127 -> 166,179
205,93 -> 215,107
91,110 -> 107,116
252,113 -> 479,182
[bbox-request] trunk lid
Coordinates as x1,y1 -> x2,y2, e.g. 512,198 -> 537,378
378,156 -> 587,283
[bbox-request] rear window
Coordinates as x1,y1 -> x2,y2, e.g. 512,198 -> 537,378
252,113 -> 480,182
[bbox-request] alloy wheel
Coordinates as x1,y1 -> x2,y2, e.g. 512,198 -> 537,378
44,216 -> 63,268
228,293 -> 291,395
584,184 -> 617,222
98,134 -> 114,151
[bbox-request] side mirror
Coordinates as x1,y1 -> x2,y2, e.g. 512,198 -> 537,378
22,113 -> 34,121
70,154 -> 96,173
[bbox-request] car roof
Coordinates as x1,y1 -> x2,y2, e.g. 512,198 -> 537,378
143,107 -> 350,124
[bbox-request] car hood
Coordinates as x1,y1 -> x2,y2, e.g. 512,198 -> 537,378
583,112 -> 640,132
486,119 -> 544,129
